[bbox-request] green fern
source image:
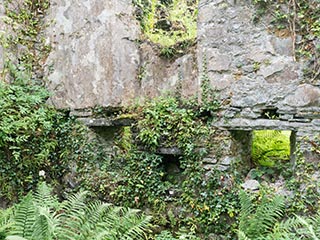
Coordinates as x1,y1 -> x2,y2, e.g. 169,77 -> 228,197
252,130 -> 290,166
238,190 -> 285,239
2,183 -> 152,240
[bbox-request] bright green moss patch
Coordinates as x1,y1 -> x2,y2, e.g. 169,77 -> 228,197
252,130 -> 290,167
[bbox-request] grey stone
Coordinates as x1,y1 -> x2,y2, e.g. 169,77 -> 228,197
220,156 -> 233,166
284,84 -> 320,107
241,179 -> 260,191
216,164 -> 229,171
312,119 -> 320,126
70,110 -> 93,117
78,117 -> 133,127
258,59 -> 286,78
157,147 -> 182,155
46,0 -> 142,109
203,157 -> 218,164
270,36 -> 294,56
240,108 -> 259,119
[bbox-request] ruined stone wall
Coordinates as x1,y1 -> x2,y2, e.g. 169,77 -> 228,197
45,0 -> 197,109
198,0 -> 319,129
197,0 -> 319,163
1,0 -> 318,163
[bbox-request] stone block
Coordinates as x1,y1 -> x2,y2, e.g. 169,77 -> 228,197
284,84 -> 320,107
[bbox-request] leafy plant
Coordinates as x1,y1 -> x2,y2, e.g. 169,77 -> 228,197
3,0 -> 51,82
0,182 -> 152,240
252,130 -> 290,166
0,69 -> 102,201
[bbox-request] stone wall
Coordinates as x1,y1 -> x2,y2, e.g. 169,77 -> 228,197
197,0 -> 320,162
1,0 -> 318,163
0,1 -> 6,72
45,0 -> 198,109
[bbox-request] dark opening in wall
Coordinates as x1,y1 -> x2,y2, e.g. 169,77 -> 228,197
260,108 -> 279,119
159,154 -> 183,185
252,130 -> 296,167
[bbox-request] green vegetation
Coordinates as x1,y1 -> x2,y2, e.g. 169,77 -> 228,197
82,93 -> 243,238
132,0 -> 198,58
0,182 -> 151,240
0,0 -> 320,239
252,130 -> 290,167
238,190 -> 320,240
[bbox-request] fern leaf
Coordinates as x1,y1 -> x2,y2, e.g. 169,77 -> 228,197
238,230 -> 250,240
33,183 -> 59,210
9,194 -> 35,238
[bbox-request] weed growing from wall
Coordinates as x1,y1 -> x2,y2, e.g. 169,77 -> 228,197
133,0 -> 198,58
91,93 -> 244,238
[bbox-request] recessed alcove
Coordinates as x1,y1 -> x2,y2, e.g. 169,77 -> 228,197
260,108 -> 279,119
159,154 -> 183,185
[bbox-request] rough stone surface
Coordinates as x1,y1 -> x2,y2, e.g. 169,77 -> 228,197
198,0 -> 319,139
45,0 -> 141,109
0,2 -> 6,72
45,0 -> 198,109
241,179 -> 260,191
0,0 -> 317,165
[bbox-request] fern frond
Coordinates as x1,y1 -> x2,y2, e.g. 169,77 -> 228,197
295,215 -> 320,240
57,191 -> 88,239
9,194 -> 35,239
238,191 -> 285,239
251,194 -> 285,236
238,191 -> 255,235
238,230 -> 250,240
5,236 -> 28,240
0,207 -> 14,235
31,206 -> 60,240
75,201 -> 113,240
117,208 -> 152,240
33,183 -> 59,210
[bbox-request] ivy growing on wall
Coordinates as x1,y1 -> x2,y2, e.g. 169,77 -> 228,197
0,0 -> 106,203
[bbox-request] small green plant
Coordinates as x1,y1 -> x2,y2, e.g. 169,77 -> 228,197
2,0 -> 51,82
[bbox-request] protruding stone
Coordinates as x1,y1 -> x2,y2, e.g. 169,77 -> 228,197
241,179 -> 260,191
203,157 -> 218,164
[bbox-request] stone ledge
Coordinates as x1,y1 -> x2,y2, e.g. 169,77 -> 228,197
214,118 -> 320,131
77,117 -> 134,127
